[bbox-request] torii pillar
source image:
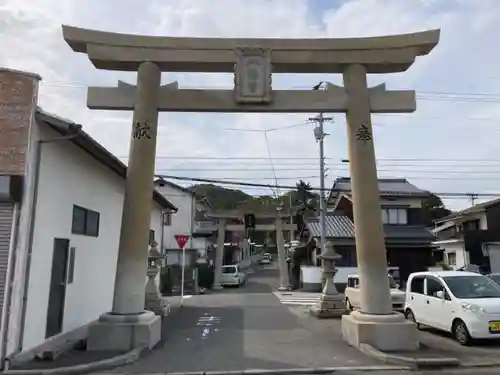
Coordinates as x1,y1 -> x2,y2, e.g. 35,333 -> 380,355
340,68 -> 419,350
86,62 -> 164,351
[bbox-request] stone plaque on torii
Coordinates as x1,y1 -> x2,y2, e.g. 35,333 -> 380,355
61,25 -> 440,353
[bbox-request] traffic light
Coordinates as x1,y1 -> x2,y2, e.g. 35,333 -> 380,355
244,213 -> 256,229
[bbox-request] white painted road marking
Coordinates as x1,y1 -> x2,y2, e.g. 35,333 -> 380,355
273,291 -> 321,306
196,313 -> 222,339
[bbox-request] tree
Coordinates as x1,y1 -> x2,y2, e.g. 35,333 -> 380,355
422,193 -> 452,223
285,180 -> 318,217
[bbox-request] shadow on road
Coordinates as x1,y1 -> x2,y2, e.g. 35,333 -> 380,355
107,263 -> 379,374
111,305 -> 310,373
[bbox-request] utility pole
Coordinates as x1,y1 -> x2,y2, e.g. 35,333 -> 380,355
467,193 -> 478,206
309,112 -> 333,261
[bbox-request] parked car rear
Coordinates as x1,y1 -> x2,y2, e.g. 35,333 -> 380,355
259,253 -> 271,264
344,274 -> 405,312
221,265 -> 246,287
263,252 -> 272,260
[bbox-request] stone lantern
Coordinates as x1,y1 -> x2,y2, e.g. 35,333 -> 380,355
145,241 -> 168,315
309,241 -> 345,318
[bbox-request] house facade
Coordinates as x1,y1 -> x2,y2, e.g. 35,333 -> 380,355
432,198 -> 500,273
303,177 -> 436,290
153,178 -> 216,295
153,178 -> 215,258
0,68 -> 176,365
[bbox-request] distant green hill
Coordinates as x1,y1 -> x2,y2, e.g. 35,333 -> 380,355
189,184 -> 252,210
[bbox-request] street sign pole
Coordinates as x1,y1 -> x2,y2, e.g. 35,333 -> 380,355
181,247 -> 186,306
175,234 -> 190,307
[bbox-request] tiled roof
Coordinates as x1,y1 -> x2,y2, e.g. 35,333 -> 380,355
306,215 -> 355,238
384,226 -> 436,241
305,215 -> 435,242
330,177 -> 430,198
434,197 -> 500,224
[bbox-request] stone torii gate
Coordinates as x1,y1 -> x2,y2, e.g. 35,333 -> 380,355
204,210 -> 296,291
61,25 -> 439,352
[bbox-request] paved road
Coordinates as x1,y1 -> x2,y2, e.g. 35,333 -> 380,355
308,370 -> 500,375
106,262 -> 381,374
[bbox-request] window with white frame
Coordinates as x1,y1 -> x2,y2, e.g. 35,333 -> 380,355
381,208 -> 408,225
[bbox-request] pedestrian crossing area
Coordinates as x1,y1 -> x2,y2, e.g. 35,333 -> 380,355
273,291 -> 321,306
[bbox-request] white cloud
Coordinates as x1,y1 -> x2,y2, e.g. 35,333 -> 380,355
1,0 -> 500,210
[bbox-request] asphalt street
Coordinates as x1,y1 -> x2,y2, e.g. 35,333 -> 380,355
106,262 -> 383,374
299,370 -> 500,375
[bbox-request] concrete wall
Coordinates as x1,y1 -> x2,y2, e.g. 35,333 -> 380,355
441,241 -> 468,270
1,68 -> 40,357
7,121 -> 164,354
7,118 -> 41,355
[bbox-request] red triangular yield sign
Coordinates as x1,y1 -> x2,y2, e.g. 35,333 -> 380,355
174,234 -> 189,249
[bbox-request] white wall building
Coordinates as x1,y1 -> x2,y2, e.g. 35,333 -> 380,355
432,205 -> 492,271
0,108 -> 177,364
153,178 -> 214,262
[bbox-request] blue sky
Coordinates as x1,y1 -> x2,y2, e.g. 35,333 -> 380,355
2,0 -> 500,210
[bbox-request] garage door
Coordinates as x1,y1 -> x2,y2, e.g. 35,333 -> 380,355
0,201 -> 14,321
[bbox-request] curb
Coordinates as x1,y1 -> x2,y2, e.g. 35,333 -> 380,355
93,365 -> 413,375
358,343 -> 460,369
460,360 -> 500,368
2,346 -> 145,375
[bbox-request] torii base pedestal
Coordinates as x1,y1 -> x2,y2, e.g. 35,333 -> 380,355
86,311 -> 161,351
341,310 -> 419,351
309,293 -> 345,319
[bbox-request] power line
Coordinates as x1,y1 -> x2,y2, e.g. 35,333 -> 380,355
153,174 -> 500,198
163,183 -> 493,201
155,167 -> 500,174
120,155 -> 500,163
153,173 -> 500,182
152,162 -> 500,168
38,80 -> 500,100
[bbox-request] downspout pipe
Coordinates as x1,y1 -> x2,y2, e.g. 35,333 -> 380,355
160,210 -> 165,256
13,128 -> 81,357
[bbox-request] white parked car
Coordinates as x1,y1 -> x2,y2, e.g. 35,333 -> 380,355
404,271 -> 500,345
221,265 -> 246,287
344,274 -> 406,312
259,256 -> 271,265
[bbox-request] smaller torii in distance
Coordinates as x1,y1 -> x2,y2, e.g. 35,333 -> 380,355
204,209 -> 297,291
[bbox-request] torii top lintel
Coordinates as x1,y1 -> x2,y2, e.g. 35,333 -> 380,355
62,25 -> 440,74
